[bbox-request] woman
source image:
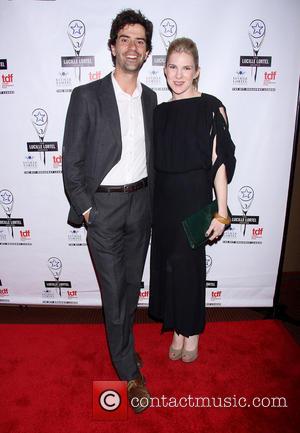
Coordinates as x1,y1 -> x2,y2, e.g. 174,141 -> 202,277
149,38 -> 236,362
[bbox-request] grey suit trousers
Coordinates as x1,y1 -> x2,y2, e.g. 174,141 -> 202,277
87,186 -> 151,380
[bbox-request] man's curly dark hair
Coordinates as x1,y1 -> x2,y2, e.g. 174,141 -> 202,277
108,9 -> 153,66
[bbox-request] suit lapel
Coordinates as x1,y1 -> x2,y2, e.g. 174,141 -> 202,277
97,75 -> 152,166
141,86 -> 151,162
97,74 -> 122,147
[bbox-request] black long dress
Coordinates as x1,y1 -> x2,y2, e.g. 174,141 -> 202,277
149,94 -> 236,337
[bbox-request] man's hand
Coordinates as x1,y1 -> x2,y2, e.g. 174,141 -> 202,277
83,210 -> 90,224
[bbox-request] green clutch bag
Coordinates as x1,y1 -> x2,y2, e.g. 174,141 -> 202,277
182,200 -> 231,249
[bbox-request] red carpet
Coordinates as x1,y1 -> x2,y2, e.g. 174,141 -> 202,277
0,320 -> 299,433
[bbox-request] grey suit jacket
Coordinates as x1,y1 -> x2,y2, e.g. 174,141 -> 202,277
62,73 -> 157,226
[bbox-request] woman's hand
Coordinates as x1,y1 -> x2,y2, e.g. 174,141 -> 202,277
205,218 -> 226,241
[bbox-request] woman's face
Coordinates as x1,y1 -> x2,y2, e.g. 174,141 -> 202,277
164,51 -> 199,99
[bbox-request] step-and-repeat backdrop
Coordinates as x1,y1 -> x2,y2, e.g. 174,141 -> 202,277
0,0 -> 299,307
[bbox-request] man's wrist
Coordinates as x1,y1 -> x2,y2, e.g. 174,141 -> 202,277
82,207 -> 92,216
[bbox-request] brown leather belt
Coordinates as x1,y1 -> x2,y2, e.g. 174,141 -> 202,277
96,177 -> 148,193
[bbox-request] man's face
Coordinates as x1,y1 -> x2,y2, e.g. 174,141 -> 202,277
111,24 -> 149,74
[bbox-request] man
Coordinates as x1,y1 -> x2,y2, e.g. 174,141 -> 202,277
62,9 -> 157,413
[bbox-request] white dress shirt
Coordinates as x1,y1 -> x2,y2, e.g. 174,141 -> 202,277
83,73 -> 147,215
101,72 -> 147,185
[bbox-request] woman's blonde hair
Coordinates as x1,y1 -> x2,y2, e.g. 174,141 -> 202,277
165,37 -> 200,89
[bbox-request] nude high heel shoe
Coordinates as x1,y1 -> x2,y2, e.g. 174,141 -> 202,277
182,346 -> 198,363
169,345 -> 183,360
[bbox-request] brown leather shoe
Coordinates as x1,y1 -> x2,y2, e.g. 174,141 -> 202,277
127,374 -> 151,413
135,352 -> 143,369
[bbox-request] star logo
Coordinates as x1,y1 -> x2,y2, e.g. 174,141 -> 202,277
0,191 -> 13,203
70,22 -> 83,36
251,22 -> 264,36
241,188 -> 253,199
239,186 -> 254,205
49,258 -> 61,270
48,258 -> 62,280
163,21 -> 174,35
160,18 -> 177,39
249,19 -> 266,43
33,111 -> 46,124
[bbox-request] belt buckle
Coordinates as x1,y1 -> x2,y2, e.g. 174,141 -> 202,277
124,184 -> 130,193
